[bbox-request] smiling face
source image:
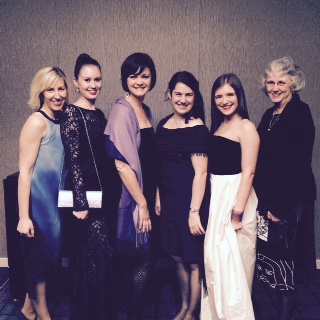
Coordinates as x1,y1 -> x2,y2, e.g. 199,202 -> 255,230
42,77 -> 67,113
74,65 -> 102,100
168,82 -> 195,118
214,83 -> 238,118
266,73 -> 293,107
127,67 -> 151,98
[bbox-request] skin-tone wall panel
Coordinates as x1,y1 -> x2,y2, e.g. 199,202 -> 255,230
0,0 -> 59,258
0,0 -> 319,260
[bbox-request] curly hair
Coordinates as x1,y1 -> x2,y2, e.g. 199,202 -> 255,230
260,56 -> 305,95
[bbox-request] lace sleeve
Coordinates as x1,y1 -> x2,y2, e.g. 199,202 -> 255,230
61,105 -> 89,211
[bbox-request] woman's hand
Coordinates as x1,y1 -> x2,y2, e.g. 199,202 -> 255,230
17,218 -> 34,237
231,220 -> 242,231
189,212 -> 205,236
231,209 -> 243,231
73,210 -> 89,220
138,205 -> 152,233
267,211 -> 280,222
155,197 -> 161,216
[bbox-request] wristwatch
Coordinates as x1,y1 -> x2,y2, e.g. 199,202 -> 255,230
189,207 -> 199,213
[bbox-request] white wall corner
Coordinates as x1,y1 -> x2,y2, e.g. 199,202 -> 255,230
0,258 -> 8,268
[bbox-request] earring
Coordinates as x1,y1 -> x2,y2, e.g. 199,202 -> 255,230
76,88 -> 80,93
125,92 -> 130,98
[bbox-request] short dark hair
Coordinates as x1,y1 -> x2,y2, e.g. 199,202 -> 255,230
167,71 -> 205,124
74,53 -> 101,79
210,73 -> 249,133
121,52 -> 156,92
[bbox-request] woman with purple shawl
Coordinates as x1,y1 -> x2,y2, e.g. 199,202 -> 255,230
105,52 -> 158,319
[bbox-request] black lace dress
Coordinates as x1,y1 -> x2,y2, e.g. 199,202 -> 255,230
61,104 -> 119,320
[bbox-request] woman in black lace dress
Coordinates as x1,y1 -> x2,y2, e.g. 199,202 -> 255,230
156,71 -> 209,320
60,54 -> 118,320
105,52 -> 158,319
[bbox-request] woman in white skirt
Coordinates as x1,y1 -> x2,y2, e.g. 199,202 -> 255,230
201,73 -> 259,320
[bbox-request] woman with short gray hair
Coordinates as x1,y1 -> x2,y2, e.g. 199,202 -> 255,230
254,57 -> 316,320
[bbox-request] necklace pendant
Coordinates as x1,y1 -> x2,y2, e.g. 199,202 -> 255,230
268,128 -> 270,131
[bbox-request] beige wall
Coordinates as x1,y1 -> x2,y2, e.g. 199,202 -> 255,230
1,0 -> 319,258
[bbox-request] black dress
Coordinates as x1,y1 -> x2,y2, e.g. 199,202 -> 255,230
114,127 -> 158,320
139,127 -> 160,259
156,117 -> 210,264
61,104 -> 119,320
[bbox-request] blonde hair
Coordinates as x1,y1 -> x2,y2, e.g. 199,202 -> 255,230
28,67 -> 69,110
260,56 -> 305,95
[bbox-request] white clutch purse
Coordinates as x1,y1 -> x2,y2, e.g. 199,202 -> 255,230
58,190 -> 102,208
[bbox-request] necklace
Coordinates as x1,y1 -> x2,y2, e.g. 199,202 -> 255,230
268,114 -> 280,131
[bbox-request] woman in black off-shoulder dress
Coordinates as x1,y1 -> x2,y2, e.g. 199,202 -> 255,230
156,71 -> 209,320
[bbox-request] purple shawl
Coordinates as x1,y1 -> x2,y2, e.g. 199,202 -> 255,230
104,97 -> 153,251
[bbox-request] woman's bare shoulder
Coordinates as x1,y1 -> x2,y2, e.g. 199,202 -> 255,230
239,119 -> 257,133
25,112 -> 47,130
188,118 -> 204,127
20,112 -> 47,140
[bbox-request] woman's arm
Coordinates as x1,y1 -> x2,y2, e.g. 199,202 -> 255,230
188,154 -> 208,236
269,104 -> 315,218
17,114 -> 47,237
155,188 -> 161,216
60,106 -> 88,219
115,159 -> 151,233
232,120 -> 260,230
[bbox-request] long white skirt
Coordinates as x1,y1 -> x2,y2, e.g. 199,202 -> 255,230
201,173 -> 257,320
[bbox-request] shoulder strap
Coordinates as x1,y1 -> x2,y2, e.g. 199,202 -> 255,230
77,107 -> 102,190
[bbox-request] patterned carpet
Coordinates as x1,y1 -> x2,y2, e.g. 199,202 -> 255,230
1,261 -> 320,320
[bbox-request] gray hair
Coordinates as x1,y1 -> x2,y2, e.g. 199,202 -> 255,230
260,56 -> 305,95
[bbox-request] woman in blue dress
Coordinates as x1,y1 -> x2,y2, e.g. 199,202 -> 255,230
17,67 -> 69,320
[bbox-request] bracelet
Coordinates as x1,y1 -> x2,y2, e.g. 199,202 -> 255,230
231,209 -> 243,222
189,207 -> 199,213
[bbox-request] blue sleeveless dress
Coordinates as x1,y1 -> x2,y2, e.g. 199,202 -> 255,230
23,110 -> 64,299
